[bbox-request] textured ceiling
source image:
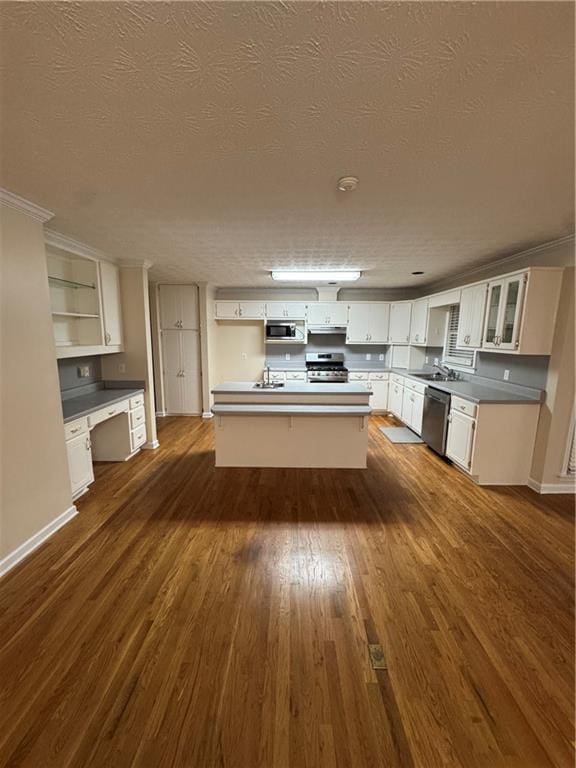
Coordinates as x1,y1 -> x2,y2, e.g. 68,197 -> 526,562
0,1 -> 574,287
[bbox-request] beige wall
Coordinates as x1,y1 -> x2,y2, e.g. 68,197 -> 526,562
101,265 -> 158,448
0,204 -> 73,560
531,267 -> 575,487
212,321 -> 265,385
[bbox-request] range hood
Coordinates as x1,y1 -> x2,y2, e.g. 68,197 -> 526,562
307,326 -> 347,335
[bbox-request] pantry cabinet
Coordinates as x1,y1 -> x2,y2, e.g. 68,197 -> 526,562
307,302 -> 349,327
388,302 -> 412,344
161,330 -> 202,414
159,285 -> 199,329
457,283 -> 487,349
347,303 -> 390,344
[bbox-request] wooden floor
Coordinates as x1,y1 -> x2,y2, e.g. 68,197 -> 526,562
0,415 -> 573,768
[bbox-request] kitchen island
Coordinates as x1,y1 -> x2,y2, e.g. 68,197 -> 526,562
211,382 -> 372,468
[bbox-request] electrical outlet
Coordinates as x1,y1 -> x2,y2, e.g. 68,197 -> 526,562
285,353 -> 291,361
365,353 -> 371,361
379,354 -> 384,361
434,358 -> 439,366
118,363 -> 126,374
503,369 -> 510,381
77,365 -> 90,378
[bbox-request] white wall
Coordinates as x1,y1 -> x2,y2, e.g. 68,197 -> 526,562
0,203 -> 73,562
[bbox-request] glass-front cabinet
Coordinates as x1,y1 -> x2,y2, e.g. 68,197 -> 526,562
482,273 -> 526,350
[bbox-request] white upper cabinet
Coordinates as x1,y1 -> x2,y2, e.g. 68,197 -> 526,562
347,303 -> 389,344
457,283 -> 488,349
388,302 -> 412,344
410,299 -> 428,345
159,285 -> 199,329
266,302 -> 307,319
99,261 -> 123,346
483,274 -> 525,350
214,301 -> 240,319
307,302 -> 349,327
238,301 -> 266,319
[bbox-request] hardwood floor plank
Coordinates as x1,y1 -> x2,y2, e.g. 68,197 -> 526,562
0,415 -> 573,768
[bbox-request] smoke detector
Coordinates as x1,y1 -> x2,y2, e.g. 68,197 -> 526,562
337,176 -> 359,192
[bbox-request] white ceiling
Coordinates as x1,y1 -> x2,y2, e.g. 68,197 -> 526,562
0,1 -> 574,287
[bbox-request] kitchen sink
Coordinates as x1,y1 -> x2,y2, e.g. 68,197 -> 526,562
253,382 -> 285,389
411,373 -> 453,382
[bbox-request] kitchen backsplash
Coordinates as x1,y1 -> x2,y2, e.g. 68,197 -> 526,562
265,335 -> 391,368
423,346 -> 549,388
58,355 -> 102,392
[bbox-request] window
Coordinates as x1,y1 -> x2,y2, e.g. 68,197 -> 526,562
443,304 -> 475,370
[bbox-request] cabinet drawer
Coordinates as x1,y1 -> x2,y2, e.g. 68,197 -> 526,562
131,424 -> 147,451
64,417 -> 89,440
404,378 -> 427,395
269,371 -> 285,382
391,373 -> 405,385
369,371 -> 389,382
451,396 -> 477,419
130,406 -> 146,430
285,371 -> 306,381
88,400 -> 129,428
129,393 -> 144,410
348,372 -> 369,381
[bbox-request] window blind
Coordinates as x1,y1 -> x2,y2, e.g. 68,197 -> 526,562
567,423 -> 576,476
443,305 -> 475,368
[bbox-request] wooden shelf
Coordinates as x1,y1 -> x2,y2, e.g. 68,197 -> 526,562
52,311 -> 100,319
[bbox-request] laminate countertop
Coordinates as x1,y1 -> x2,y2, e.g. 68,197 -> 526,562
391,370 -> 543,405
212,382 -> 372,395
61,388 -> 144,423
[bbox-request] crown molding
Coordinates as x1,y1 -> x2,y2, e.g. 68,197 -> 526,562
0,188 -> 53,223
422,233 -> 575,295
118,259 -> 154,269
44,228 -> 114,262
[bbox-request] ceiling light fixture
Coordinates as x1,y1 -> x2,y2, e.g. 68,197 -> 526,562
337,176 -> 359,192
271,270 -> 361,282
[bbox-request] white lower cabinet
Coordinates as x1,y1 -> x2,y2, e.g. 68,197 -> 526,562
66,429 -> 94,499
389,380 -> 404,418
161,330 -> 202,414
446,410 -> 476,469
368,372 -> 389,412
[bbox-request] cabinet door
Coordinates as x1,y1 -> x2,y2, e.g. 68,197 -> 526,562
388,303 -> 412,344
498,275 -> 525,349
389,383 -> 403,417
370,380 -> 389,411
411,392 -> 424,435
161,330 -> 183,413
410,299 -> 428,345
401,388 -> 413,426
369,303 -> 390,344
483,281 -> 503,348
285,303 -> 307,319
180,285 -> 199,330
214,301 -> 240,319
66,433 -> 94,496
180,331 -> 202,414
265,302 -> 287,318
159,285 -> 182,329
100,261 -> 123,345
457,284 -> 487,349
446,411 -> 475,469
239,301 -> 266,319
307,303 -> 329,325
347,304 -> 372,342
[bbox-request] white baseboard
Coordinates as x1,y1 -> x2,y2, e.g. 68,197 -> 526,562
202,412 -> 214,419
155,411 -> 167,417
527,477 -> 576,494
0,505 -> 78,578
143,440 -> 160,450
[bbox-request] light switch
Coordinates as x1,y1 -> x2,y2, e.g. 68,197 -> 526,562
379,354 -> 384,361
77,365 -> 90,378
503,369 -> 510,381
365,353 -> 371,361
285,353 -> 291,361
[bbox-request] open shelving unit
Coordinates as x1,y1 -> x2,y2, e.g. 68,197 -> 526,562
47,249 -> 103,350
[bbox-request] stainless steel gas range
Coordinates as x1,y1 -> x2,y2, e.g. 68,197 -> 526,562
305,353 -> 349,383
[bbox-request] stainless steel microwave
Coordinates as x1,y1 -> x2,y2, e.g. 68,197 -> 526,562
266,323 -> 296,339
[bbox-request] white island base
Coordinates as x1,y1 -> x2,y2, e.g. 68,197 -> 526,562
211,382 -> 372,468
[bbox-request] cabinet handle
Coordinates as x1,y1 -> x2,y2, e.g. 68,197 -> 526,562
85,437 -> 91,450
406,335 -> 409,342
174,322 -> 179,328
70,427 -> 81,434
108,410 -> 116,415
105,332 -> 111,344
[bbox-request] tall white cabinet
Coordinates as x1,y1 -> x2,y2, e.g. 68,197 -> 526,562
159,285 -> 202,415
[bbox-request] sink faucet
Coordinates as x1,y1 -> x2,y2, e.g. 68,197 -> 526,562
265,366 -> 271,386
435,363 -> 457,380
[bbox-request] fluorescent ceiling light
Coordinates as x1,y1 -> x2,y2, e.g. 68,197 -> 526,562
271,270 -> 361,282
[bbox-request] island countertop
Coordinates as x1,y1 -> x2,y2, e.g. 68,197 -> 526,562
211,381 -> 372,395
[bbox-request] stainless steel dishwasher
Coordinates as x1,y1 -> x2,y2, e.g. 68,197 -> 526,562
421,387 -> 451,456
